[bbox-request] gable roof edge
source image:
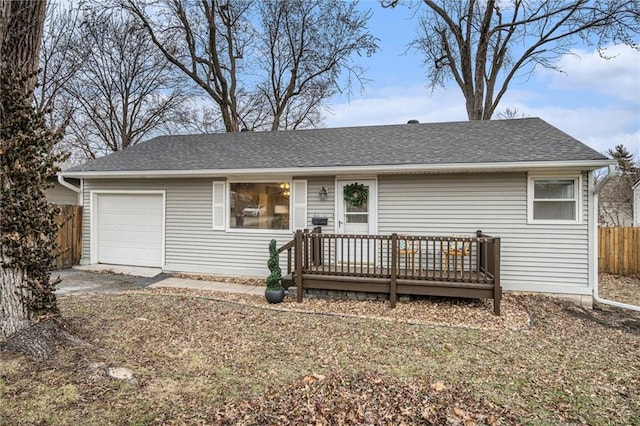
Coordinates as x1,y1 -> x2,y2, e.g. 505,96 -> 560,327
62,159 -> 615,179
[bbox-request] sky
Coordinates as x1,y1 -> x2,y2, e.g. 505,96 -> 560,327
324,1 -> 640,158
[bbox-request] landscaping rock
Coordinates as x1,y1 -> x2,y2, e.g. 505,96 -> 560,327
107,367 -> 138,385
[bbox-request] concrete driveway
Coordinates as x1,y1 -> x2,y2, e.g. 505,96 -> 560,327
53,264 -> 265,297
53,266 -> 170,295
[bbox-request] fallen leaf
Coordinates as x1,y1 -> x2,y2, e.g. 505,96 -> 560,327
453,406 -> 466,418
431,381 -> 446,392
303,373 -> 326,384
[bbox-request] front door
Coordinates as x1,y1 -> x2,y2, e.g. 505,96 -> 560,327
336,179 -> 377,265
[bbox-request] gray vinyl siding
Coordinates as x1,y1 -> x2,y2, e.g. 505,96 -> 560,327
81,171 -> 593,293
306,176 -> 336,231
81,179 -> 295,276
46,183 -> 79,205
377,172 -> 591,294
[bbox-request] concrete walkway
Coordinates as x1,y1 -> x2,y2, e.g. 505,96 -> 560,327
70,264 -> 265,296
149,277 -> 265,296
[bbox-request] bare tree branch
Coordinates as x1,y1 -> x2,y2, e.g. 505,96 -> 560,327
119,0 -> 378,132
35,2 -> 83,133
58,7 -> 190,159
388,0 -> 640,120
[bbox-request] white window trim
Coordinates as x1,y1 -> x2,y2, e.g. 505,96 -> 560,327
527,174 -> 582,224
225,178 -> 295,234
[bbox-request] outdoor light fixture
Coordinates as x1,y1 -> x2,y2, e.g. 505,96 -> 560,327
319,186 -> 328,201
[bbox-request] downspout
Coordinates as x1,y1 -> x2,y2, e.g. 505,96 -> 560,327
592,164 -> 640,311
57,174 -> 82,206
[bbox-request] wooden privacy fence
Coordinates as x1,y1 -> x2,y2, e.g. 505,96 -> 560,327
599,227 -> 640,275
54,205 -> 82,269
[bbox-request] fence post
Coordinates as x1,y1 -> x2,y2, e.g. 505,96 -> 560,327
390,233 -> 398,308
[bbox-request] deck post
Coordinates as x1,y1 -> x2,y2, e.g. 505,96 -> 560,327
476,230 -> 483,274
302,229 -> 309,270
311,227 -> 322,266
390,233 -> 398,308
295,230 -> 303,303
493,237 -> 501,315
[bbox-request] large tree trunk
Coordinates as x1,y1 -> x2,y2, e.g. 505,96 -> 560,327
0,0 -> 70,357
1,0 -> 49,341
0,268 -> 32,339
1,0 -> 47,94
0,1 -> 10,52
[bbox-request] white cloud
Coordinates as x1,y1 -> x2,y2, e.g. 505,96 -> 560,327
324,44 -> 638,160
529,105 -> 640,156
326,85 -> 639,158
325,85 -> 468,128
538,45 -> 640,103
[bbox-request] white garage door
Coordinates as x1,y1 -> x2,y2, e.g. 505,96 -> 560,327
96,193 -> 164,267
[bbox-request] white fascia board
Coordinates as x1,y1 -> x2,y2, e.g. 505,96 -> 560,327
61,159 -> 616,179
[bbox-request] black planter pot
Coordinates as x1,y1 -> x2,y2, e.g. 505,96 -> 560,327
265,289 -> 285,304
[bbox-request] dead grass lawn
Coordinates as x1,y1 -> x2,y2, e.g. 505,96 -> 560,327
599,273 -> 640,307
1,283 -> 639,425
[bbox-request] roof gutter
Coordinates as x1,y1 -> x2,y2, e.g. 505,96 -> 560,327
592,164 -> 640,312
61,159 -> 615,179
57,173 -> 80,192
57,174 -> 82,206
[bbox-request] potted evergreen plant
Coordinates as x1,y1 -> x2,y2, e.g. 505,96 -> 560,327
265,239 -> 285,303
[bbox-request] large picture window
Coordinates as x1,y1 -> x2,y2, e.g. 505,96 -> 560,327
229,182 -> 290,230
528,176 -> 581,223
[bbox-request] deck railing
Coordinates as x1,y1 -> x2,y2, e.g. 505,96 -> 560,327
279,228 -> 502,313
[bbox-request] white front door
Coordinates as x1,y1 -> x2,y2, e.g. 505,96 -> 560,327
336,179 -> 377,264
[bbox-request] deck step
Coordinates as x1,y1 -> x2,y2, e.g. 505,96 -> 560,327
282,273 -> 294,289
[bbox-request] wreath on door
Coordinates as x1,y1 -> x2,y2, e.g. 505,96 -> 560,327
343,182 -> 368,207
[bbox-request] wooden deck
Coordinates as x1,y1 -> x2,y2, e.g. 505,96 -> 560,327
278,229 -> 502,314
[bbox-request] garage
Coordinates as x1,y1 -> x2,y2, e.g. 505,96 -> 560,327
94,192 -> 164,267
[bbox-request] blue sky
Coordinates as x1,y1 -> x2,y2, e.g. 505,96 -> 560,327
325,1 -> 640,158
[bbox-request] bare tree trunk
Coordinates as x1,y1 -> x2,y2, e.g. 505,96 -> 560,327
0,1 -> 10,52
405,0 -> 640,121
2,0 -> 47,95
1,0 -> 62,349
0,268 -> 32,339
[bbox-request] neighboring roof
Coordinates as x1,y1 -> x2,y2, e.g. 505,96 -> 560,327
63,118 -> 612,177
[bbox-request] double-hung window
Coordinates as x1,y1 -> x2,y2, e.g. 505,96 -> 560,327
528,176 -> 581,224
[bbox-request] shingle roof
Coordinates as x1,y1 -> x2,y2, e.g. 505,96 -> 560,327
64,118 -> 608,173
